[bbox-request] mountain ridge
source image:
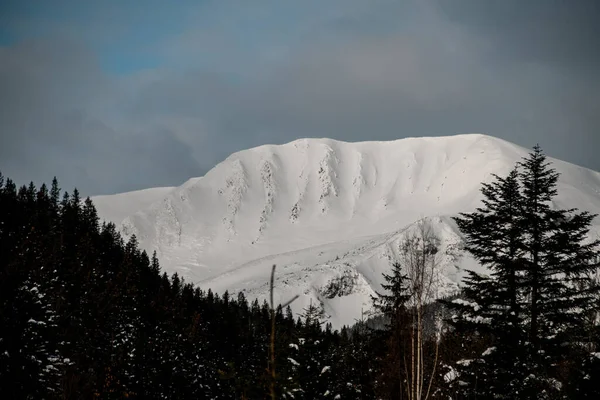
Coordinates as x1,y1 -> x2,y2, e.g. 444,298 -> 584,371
93,133 -> 600,328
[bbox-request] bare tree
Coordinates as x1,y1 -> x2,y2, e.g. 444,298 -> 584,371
400,219 -> 443,400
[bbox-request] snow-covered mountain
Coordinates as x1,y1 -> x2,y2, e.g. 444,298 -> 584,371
93,134 -> 600,328
92,186 -> 176,224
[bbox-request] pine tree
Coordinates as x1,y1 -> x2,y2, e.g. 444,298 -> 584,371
333,311 -> 378,399
286,300 -> 331,399
50,177 -> 60,214
517,145 -> 600,396
443,146 -> 600,398
298,299 -> 328,329
372,262 -> 411,326
441,167 -> 528,398
370,261 -> 411,399
0,180 -> 69,398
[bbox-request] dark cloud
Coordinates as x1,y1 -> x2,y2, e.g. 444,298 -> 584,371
1,1 -> 598,195
129,22 -> 600,171
0,38 -> 201,195
429,0 -> 600,167
433,0 -> 600,74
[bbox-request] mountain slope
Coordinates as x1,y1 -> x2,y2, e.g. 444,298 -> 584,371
92,186 -> 176,225
93,134 -> 600,328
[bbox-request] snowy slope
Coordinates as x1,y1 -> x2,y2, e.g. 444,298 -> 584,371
93,134 -> 600,328
92,186 -> 176,225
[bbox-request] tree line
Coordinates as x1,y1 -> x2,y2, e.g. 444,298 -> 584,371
1,145 -> 599,399
0,172 -> 381,399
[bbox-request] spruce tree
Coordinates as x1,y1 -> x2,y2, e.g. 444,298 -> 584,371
371,262 -> 411,326
441,167 -> 528,398
288,300 -> 331,399
443,146 -> 600,398
518,145 -> 600,396
371,261 -> 411,399
50,177 -> 60,213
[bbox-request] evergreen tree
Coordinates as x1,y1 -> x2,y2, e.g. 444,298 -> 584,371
443,146 -> 600,398
287,300 -> 331,399
441,168 -> 528,398
372,262 -> 411,326
0,180 -> 69,398
518,145 -> 600,396
370,261 -> 411,399
334,312 -> 378,399
50,177 -> 60,214
21,169 -> 600,398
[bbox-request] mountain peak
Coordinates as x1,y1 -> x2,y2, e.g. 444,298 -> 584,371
93,133 -> 600,328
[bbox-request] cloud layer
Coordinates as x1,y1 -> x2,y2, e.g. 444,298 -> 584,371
1,0 -> 598,195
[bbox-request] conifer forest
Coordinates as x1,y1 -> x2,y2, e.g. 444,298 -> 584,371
2,146 -> 600,399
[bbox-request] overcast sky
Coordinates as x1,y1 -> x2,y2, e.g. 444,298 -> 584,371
1,0 -> 599,196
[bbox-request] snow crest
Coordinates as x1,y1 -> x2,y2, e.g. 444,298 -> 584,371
93,134 -> 600,328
